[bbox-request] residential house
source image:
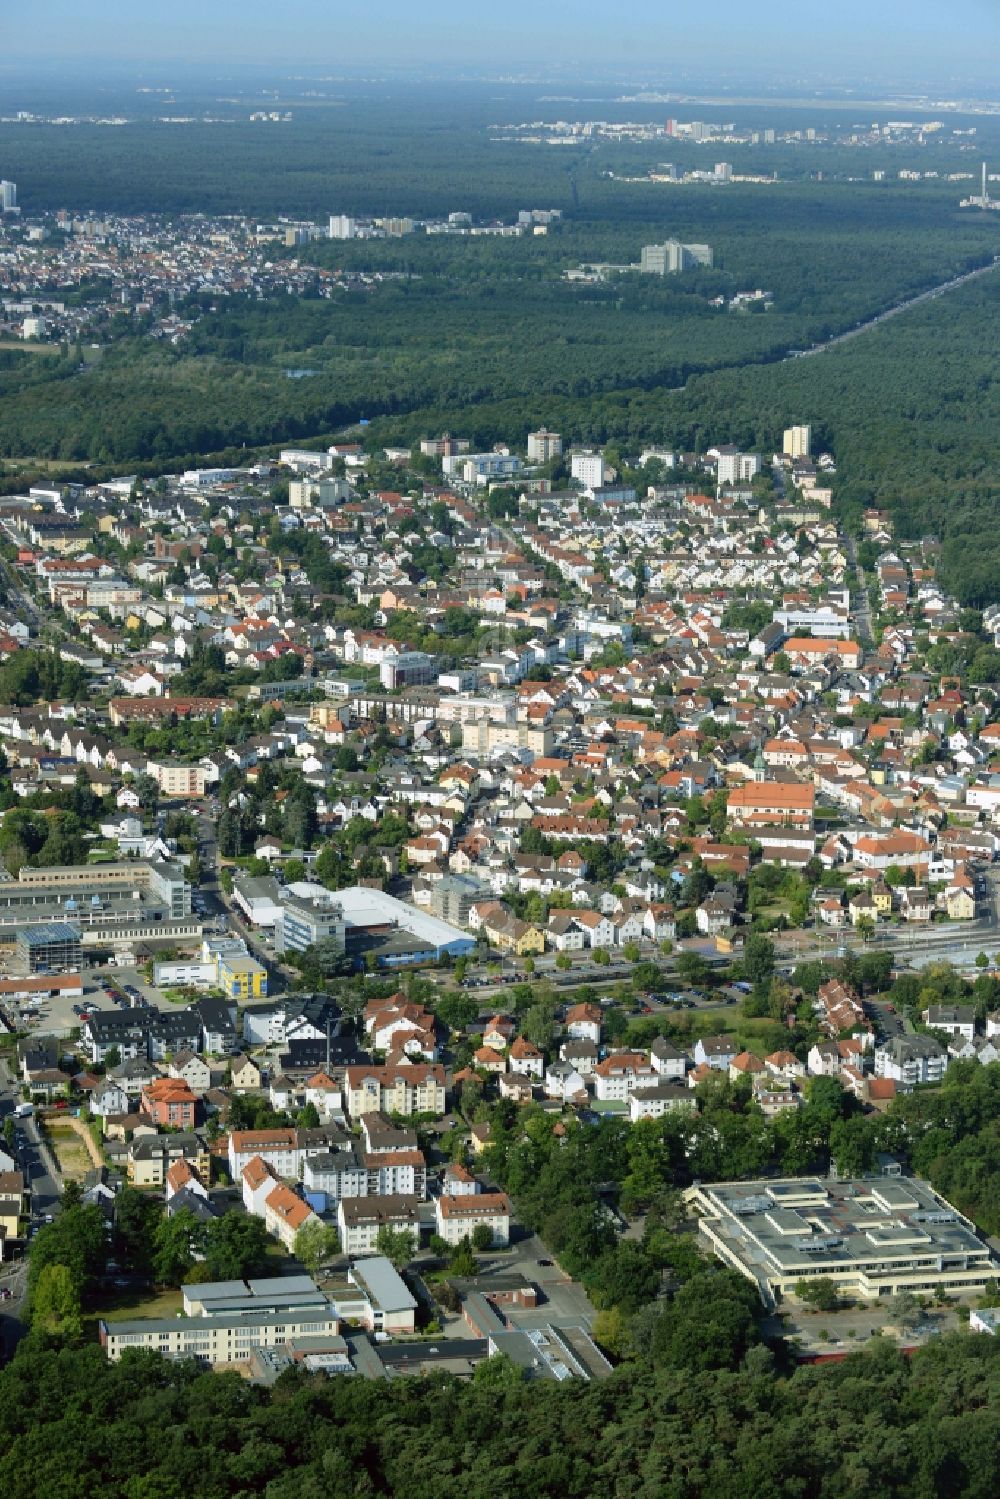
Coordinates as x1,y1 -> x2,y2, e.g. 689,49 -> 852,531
593,1051 -> 657,1102
565,1003 -> 602,1045
434,1191 -> 512,1247
693,1035 -> 738,1071
628,1083 -> 698,1122
337,1195 -> 421,1256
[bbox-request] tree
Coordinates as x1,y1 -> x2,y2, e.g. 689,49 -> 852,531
472,1351 -> 525,1388
60,1180 -> 83,1210
586,1242 -> 661,1314
676,951 -> 710,987
555,952 -> 571,971
375,1226 -> 417,1267
31,1263 -> 83,1343
471,1223 -> 494,1252
449,1239 -> 478,1277
28,1204 -> 108,1301
133,773 -> 160,813
592,1305 -> 630,1359
649,1270 -> 761,1373
855,914 -> 876,945
521,1003 -> 555,1052
593,947 -> 611,967
795,1276 -> 839,1311
152,1207 -> 204,1286
113,1187 -> 162,1276
203,1212 -> 270,1280
632,961 -> 662,992
294,1220 -> 341,1277
887,1291 -> 921,1331
742,934 -> 776,987
804,1074 -> 850,1132
283,785 -> 317,849
829,1115 -> 876,1179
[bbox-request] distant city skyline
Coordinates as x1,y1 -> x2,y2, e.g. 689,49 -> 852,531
7,0 -> 1000,87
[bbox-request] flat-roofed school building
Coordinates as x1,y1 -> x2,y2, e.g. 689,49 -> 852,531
686,1176 -> 999,1307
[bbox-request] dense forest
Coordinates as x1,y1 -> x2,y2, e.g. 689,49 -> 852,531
2,1335 -> 1000,1498
2,84 -> 1000,597
0,181 -> 997,474
5,78 -> 1000,217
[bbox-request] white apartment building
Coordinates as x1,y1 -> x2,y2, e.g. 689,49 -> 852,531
873,1036 -> 949,1088
146,760 -> 211,798
527,429 -> 563,463
629,1083 -> 698,1122
337,1195 -> 421,1256
435,1191 -> 512,1247
689,1177 -> 998,1306
921,1006 -> 976,1042
570,451 -> 607,489
716,448 -> 761,486
593,1052 -> 657,1101
782,425 -> 812,459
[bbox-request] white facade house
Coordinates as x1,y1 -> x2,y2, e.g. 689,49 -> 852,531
629,1083 -> 698,1122
434,1191 -> 512,1247
873,1037 -> 949,1088
570,452 -> 607,490
921,1005 -> 976,1042
565,1004 -> 602,1045
651,1039 -> 688,1081
593,1052 -> 657,1102
337,1195 -> 421,1256
508,1037 -> 544,1077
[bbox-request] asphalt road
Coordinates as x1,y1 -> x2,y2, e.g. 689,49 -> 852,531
0,1058 -> 62,1358
195,811 -> 289,991
787,257 -> 1000,362
843,534 -> 874,648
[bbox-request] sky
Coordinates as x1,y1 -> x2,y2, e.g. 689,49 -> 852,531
6,0 -> 1000,86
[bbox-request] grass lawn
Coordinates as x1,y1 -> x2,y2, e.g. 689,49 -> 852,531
756,902 -> 792,922
45,1120 -> 92,1181
676,1006 -> 789,1052
84,1286 -> 184,1340
97,1286 -> 184,1322
0,340 -> 61,355
715,1010 -> 788,1042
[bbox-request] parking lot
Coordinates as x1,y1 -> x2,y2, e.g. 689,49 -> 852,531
503,1238 -> 600,1330
3,962 -> 169,1040
766,1300 -> 970,1353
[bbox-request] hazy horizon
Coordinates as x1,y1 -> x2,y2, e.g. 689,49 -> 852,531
5,0 -> 1000,92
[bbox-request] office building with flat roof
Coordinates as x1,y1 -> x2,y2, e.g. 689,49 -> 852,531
687,1176 -> 998,1306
